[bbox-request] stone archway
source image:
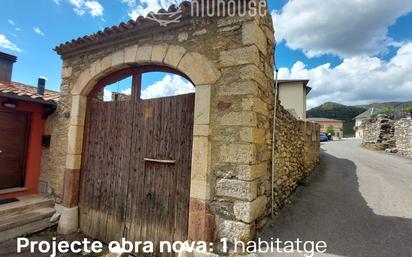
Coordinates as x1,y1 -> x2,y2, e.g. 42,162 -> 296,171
56,1 -> 275,245
60,45 -> 219,242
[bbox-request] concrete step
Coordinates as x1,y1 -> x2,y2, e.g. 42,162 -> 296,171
0,194 -> 54,218
0,207 -> 57,242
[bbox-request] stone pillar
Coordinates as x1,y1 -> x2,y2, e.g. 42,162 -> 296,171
58,94 -> 87,234
210,11 -> 275,248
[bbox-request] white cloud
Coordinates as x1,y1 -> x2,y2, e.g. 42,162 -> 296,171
278,42 -> 412,109
68,0 -> 104,17
0,34 -> 22,52
103,89 -> 112,101
8,19 -> 14,25
273,0 -> 412,58
53,0 -> 61,4
141,74 -> 194,99
33,27 -> 45,36
122,0 -> 183,19
15,28 -> 21,31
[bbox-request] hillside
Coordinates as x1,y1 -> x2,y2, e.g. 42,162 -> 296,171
307,101 -> 412,137
307,102 -> 367,137
357,101 -> 412,111
307,102 -> 367,121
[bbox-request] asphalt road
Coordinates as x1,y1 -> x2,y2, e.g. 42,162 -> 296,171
259,139 -> 412,257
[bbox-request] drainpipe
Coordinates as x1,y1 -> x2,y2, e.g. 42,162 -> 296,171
271,67 -> 279,219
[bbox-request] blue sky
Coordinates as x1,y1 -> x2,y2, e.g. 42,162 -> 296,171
1,0 -> 412,107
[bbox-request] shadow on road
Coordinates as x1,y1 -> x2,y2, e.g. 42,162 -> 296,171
260,149 -> 412,257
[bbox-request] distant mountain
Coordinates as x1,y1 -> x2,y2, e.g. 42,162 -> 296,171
307,102 -> 367,122
356,101 -> 412,111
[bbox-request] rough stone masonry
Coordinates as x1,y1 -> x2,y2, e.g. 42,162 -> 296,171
395,117 -> 412,158
38,0 -> 321,252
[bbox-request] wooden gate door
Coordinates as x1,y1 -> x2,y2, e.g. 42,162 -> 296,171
79,71 -> 195,250
0,111 -> 29,190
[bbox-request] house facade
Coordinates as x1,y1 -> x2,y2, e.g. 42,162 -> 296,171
355,108 -> 380,139
0,52 -> 59,199
277,79 -> 311,120
308,117 -> 344,139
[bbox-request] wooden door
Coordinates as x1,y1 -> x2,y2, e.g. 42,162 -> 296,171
0,111 -> 29,190
79,76 -> 195,251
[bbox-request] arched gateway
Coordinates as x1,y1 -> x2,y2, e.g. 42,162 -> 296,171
55,0 -> 275,250
80,66 -> 196,245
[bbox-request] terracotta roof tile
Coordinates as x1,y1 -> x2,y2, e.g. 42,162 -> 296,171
0,81 -> 60,102
54,1 -> 193,54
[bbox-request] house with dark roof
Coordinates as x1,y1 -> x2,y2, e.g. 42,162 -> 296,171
354,107 -> 381,139
0,51 -> 60,240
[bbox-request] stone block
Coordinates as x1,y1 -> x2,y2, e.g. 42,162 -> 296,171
89,59 -> 102,78
217,80 -> 259,96
71,95 -> 87,118
151,44 -> 168,63
216,179 -> 257,201
239,128 -> 266,144
178,52 -> 220,85
111,49 -> 125,66
219,46 -> 260,67
217,218 -> 255,243
218,144 -> 257,164
100,54 -> 112,71
233,196 -> 267,223
194,85 -> 211,125
236,162 -> 268,181
125,45 -> 138,63
135,45 -> 153,62
67,125 -> 84,155
66,154 -> 82,170
188,199 -> 215,242
218,111 -> 257,127
190,136 -> 211,201
193,124 -> 210,136
242,97 -> 268,116
57,205 -> 79,234
240,65 -> 268,85
242,21 -> 268,55
73,68 -> 91,95
164,45 -> 186,68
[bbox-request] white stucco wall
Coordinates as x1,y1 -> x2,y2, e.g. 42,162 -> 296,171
278,82 -> 307,120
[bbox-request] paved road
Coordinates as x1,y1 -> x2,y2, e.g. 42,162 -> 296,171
259,139 -> 412,257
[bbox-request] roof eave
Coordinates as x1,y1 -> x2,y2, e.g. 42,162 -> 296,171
0,92 -> 58,107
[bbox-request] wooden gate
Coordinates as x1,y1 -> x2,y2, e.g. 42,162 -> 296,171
79,68 -> 195,252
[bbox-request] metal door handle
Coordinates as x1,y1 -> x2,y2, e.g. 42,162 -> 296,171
144,158 -> 176,164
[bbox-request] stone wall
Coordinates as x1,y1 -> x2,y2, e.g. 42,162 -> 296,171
40,99 -> 70,203
51,0 -> 277,243
362,116 -> 395,150
395,117 -> 412,158
42,0 -> 321,248
273,103 -> 320,213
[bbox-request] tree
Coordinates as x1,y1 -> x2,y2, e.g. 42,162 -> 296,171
326,125 -> 335,136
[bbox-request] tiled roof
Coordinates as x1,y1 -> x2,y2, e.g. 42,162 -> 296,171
355,108 -> 381,119
0,81 -> 60,102
55,1 -> 192,54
